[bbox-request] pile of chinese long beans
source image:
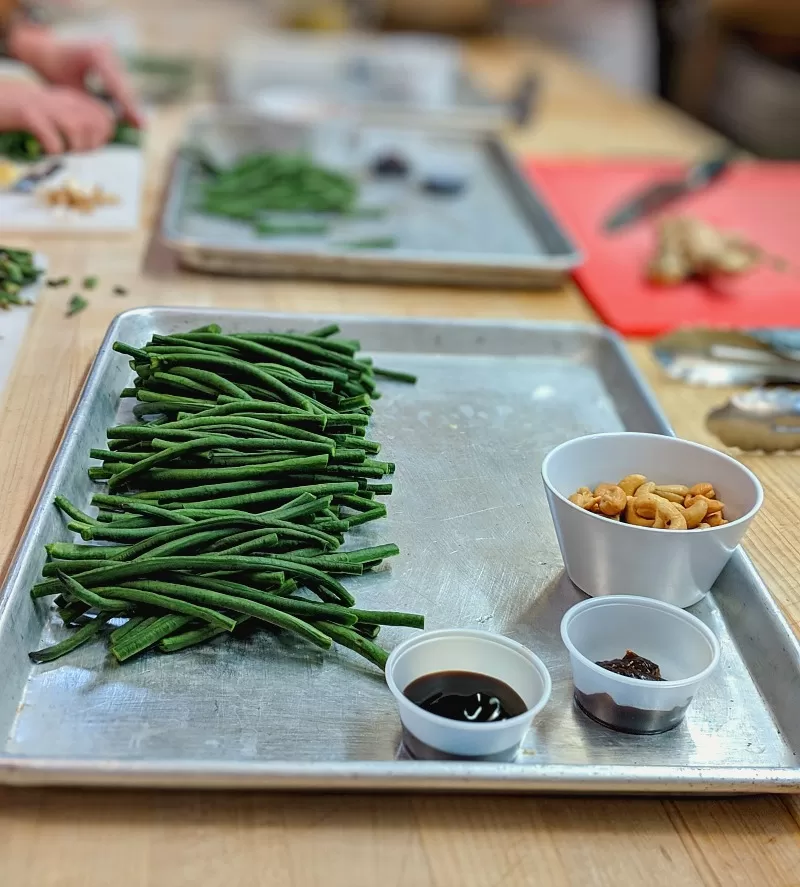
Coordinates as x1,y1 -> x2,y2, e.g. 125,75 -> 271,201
29,323 -> 422,670
201,152 -> 359,222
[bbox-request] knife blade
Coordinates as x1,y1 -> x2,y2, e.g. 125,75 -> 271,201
9,159 -> 64,194
602,147 -> 738,233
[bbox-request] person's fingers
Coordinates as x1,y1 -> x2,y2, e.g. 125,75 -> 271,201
86,44 -> 143,127
70,93 -> 115,150
47,94 -> 88,152
19,105 -> 64,155
88,98 -> 115,149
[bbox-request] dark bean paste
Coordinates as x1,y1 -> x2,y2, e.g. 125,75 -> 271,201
596,649 -> 664,681
403,670 -> 527,723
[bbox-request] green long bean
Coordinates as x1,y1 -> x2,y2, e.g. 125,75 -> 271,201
100,586 -> 237,631
112,613 -> 193,662
29,324 -> 419,670
121,580 -> 332,649
29,614 -> 112,663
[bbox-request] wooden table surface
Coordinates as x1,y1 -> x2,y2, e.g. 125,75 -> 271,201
1,3 -> 799,884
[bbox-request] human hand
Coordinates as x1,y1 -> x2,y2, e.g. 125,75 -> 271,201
0,81 -> 115,154
8,24 -> 143,127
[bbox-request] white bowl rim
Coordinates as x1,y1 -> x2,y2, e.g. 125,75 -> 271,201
560,595 -> 721,690
541,431 -> 764,535
385,628 -> 553,733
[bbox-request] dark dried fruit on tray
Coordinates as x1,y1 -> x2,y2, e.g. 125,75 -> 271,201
370,153 -> 410,178
596,650 -> 663,681
421,173 -> 466,196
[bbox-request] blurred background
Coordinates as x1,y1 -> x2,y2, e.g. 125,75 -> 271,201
8,0 -> 800,157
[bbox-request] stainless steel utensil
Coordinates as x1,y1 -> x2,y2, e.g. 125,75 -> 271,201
707,387 -> 800,451
602,147 -> 738,233
509,72 -> 539,127
654,328 -> 800,387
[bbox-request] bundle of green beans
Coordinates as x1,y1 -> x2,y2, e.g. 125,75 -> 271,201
0,247 -> 41,309
201,152 -> 359,225
0,122 -> 141,163
30,323 -> 422,671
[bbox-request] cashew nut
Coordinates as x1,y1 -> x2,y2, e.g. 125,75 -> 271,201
681,497 -> 709,529
653,484 -> 690,504
570,476 -> 724,531
593,483 -> 617,495
656,484 -> 690,497
625,495 -> 655,527
653,499 -> 688,530
632,492 -> 668,520
685,494 -> 724,515
597,485 -> 627,516
618,474 -> 647,496
569,487 -> 597,510
689,482 -> 715,499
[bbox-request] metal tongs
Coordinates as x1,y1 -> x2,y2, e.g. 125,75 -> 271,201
653,328 -> 800,450
654,328 -> 800,387
707,388 -> 800,452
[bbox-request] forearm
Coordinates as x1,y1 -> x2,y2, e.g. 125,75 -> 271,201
0,2 -> 47,59
6,18 -> 49,64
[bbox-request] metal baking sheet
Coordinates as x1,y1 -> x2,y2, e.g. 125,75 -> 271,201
217,32 -> 531,131
1,309 -> 799,792
161,110 -> 579,288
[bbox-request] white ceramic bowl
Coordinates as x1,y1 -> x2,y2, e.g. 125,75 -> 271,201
385,629 -> 552,761
561,595 -> 720,733
542,432 -> 763,608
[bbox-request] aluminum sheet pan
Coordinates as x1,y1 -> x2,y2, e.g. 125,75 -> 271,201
161,110 -> 579,288
217,33 -> 532,131
1,309 -> 799,792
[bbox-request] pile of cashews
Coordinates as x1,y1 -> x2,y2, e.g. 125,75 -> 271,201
568,475 -> 728,531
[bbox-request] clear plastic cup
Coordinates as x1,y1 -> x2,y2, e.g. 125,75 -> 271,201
385,629 -> 552,761
561,595 -> 720,734
542,432 -> 763,608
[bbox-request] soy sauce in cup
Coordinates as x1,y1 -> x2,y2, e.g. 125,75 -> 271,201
404,671 -> 528,723
386,629 -> 552,761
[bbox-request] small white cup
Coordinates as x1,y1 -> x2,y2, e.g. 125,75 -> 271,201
561,595 -> 720,733
385,629 -> 552,761
542,432 -> 763,608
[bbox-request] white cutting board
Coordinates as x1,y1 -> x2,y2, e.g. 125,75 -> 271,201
0,253 -> 47,403
0,145 -> 143,233
0,12 -> 141,232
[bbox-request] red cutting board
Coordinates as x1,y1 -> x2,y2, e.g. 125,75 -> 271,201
526,160 -> 800,336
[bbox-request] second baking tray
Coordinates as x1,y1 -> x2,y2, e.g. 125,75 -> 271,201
161,110 -> 580,287
217,32 -> 534,131
1,310 -> 799,791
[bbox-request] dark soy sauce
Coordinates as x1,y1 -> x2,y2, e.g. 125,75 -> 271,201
404,671 -> 528,723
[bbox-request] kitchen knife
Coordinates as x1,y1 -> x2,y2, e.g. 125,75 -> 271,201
602,147 -> 738,233
9,159 -> 64,194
